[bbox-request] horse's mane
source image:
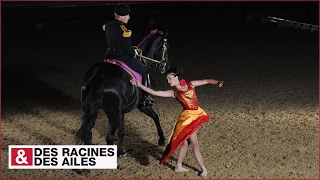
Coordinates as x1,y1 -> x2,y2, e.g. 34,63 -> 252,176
136,29 -> 164,52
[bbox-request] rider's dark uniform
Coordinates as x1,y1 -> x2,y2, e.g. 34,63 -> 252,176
104,19 -> 148,76
103,4 -> 155,107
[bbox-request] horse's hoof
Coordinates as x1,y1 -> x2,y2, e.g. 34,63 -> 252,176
72,169 -> 83,174
158,140 -> 167,146
118,152 -> 127,158
72,169 -> 90,175
84,169 -> 90,174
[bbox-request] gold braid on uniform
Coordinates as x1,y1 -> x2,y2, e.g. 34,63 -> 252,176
120,25 -> 132,37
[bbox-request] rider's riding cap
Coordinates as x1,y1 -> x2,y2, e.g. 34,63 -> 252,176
114,4 -> 130,16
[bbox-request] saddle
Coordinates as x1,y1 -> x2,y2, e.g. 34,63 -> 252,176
104,59 -> 142,84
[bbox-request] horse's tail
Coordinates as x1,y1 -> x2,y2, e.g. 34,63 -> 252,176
75,99 -> 101,145
76,62 -> 104,145
81,62 -> 103,103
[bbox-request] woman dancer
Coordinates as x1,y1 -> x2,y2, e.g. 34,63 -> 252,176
130,67 -> 223,177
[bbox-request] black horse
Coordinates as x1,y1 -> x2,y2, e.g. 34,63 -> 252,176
75,29 -> 169,158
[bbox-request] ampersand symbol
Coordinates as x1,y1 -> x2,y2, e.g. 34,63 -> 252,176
15,149 -> 28,164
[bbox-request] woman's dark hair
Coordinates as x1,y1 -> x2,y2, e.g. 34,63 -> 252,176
165,67 -> 183,77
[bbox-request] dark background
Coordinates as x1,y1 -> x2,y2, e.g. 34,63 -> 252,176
1,1 -> 318,30
1,2 -> 318,179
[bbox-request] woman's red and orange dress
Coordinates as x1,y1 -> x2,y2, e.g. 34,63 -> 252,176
159,81 -> 210,164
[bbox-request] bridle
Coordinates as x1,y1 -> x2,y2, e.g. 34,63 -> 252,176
133,29 -> 168,73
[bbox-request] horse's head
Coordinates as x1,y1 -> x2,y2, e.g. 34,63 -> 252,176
135,29 -> 170,74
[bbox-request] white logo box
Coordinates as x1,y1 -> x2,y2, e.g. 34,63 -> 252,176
9,145 -> 117,169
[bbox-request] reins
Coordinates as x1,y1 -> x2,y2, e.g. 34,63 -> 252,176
134,29 -> 168,71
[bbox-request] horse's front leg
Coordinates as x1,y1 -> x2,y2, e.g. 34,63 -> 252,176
138,105 -> 166,146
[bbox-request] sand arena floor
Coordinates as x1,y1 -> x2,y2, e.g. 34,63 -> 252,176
1,12 -> 319,179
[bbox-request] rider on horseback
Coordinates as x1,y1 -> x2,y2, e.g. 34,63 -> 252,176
102,4 -> 155,108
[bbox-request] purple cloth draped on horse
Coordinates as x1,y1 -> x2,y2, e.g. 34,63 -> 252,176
106,59 -> 142,84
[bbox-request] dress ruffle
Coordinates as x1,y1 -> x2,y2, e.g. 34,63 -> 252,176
159,107 -> 210,164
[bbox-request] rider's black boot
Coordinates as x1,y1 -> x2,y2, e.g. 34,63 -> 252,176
141,74 -> 156,107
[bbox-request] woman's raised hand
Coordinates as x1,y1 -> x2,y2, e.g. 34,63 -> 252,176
218,81 -> 224,87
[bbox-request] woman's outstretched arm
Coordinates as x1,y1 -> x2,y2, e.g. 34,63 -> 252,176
130,78 -> 175,98
190,79 -> 224,88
